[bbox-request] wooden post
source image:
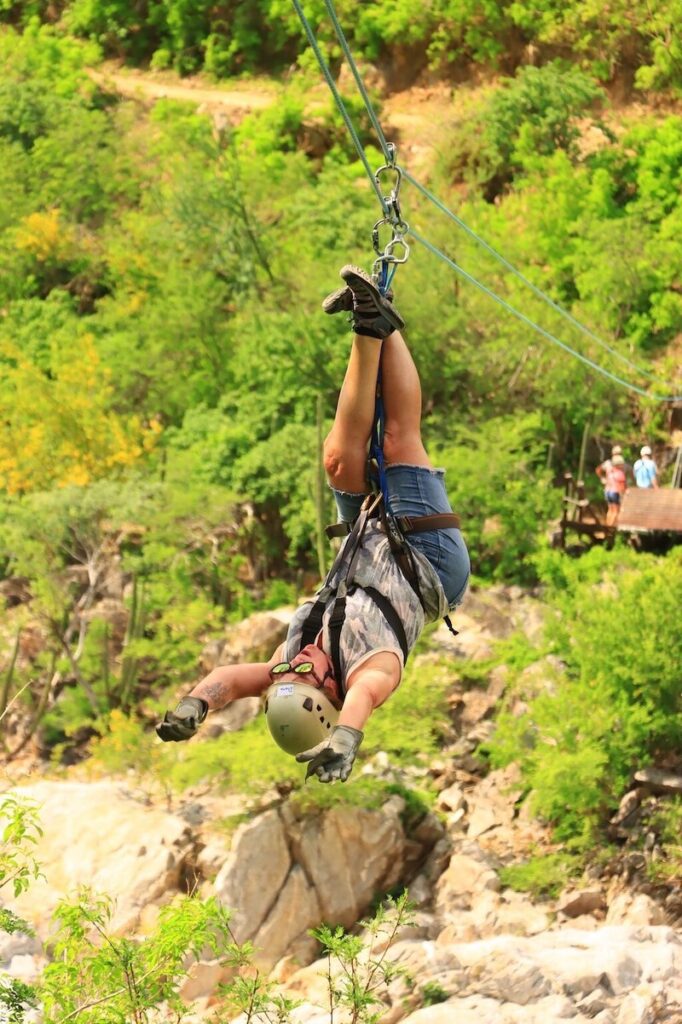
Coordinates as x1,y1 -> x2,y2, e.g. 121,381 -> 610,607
671,446 -> 682,489
576,410 -> 593,491
561,473 -> 572,546
576,479 -> 586,525
314,392 -> 327,581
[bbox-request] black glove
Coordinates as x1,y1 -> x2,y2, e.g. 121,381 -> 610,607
156,697 -> 208,742
296,725 -> 364,783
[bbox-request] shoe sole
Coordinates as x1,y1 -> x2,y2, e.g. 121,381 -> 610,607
339,265 -> 405,331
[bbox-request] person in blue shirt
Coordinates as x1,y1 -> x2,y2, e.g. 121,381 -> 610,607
633,446 -> 658,489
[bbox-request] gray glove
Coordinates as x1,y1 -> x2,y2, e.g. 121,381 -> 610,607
296,725 -> 364,783
156,696 -> 208,742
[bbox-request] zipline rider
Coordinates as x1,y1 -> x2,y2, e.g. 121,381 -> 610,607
157,266 -> 470,783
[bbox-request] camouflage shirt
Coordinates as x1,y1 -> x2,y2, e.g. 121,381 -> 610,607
285,521 -> 448,685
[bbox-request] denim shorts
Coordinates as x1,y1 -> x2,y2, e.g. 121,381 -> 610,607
332,464 -> 470,609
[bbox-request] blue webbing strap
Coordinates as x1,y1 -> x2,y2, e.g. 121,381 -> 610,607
368,261 -> 391,500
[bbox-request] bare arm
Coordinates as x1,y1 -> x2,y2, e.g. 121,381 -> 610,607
189,644 -> 284,710
339,651 -> 401,731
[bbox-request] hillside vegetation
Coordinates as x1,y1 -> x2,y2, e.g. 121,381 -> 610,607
0,4 -> 681,873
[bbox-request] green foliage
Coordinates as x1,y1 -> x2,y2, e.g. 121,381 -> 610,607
0,796 -> 43,899
645,798 -> 682,882
22,0 -> 681,89
363,655 -> 452,764
41,888 -> 235,1022
312,891 -> 414,1023
0,797 -> 42,1023
486,548 -> 682,843
421,980 -> 450,1006
434,413 -> 556,583
498,851 -> 581,899
0,477 -> 249,752
0,976 -> 36,1024
167,716 -> 301,793
443,62 -> 605,197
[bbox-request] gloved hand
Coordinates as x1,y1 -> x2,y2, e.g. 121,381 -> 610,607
156,696 -> 208,742
296,725 -> 364,783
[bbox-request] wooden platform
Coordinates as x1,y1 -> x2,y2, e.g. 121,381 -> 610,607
617,488 -> 682,533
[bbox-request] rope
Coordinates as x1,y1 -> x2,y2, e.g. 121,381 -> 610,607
322,0 -> 392,162
294,0 -> 682,402
408,228 -> 682,402
403,171 -> 672,388
290,0 -> 388,215
318,0 -> 680,396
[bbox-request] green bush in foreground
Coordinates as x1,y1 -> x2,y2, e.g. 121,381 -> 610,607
1,794 -> 415,1023
0,798 -> 42,1022
486,548 -> 682,846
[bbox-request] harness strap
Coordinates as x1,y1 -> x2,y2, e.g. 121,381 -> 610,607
395,512 -> 460,533
299,595 -> 327,651
327,592 -> 348,689
299,493 -> 381,696
356,585 -> 409,663
326,510 -> 460,539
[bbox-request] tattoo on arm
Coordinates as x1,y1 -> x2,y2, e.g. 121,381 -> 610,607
194,678 -> 231,709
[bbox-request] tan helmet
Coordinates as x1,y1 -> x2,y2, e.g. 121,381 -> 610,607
264,681 -> 339,755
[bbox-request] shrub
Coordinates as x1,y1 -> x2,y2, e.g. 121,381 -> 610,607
442,62 -> 605,197
645,797 -> 682,882
498,851 -> 581,899
486,548 -> 682,844
433,413 -> 556,584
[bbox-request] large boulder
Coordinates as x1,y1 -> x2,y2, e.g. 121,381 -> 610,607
214,799 -> 406,970
3,780 -> 194,937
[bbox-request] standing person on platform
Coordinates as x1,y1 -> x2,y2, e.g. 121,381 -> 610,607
633,446 -> 658,489
597,453 -> 627,526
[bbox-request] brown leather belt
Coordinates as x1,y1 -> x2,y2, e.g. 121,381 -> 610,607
326,511 -> 460,540
395,512 -> 461,533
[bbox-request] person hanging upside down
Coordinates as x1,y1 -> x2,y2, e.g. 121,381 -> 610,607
157,265 -> 470,783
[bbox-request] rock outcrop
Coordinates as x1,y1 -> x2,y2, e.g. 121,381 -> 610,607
2,589 -> 681,1024
4,780 -> 196,936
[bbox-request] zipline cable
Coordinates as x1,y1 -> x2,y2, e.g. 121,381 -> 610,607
409,227 -> 679,401
403,171 -> 674,388
290,0 -> 388,216
318,0 -> 680,393
293,0 -> 682,402
321,0 -> 392,161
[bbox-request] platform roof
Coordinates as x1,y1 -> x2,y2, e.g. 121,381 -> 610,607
618,488 -> 682,533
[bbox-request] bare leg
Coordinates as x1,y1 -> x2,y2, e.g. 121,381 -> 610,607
381,331 -> 432,467
323,335 -> 381,492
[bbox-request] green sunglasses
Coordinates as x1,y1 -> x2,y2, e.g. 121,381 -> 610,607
270,661 -> 330,687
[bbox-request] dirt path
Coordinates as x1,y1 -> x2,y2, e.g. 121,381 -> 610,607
88,66 -> 277,121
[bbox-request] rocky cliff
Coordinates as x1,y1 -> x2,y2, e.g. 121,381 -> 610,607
2,588 -> 681,1023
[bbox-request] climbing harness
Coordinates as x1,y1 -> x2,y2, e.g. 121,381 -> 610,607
298,493 -> 460,697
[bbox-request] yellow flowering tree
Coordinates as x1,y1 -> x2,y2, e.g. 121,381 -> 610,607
0,332 -> 161,495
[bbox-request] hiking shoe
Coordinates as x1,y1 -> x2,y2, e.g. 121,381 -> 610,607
322,286 -> 354,316
322,284 -> 394,316
340,265 -> 405,338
